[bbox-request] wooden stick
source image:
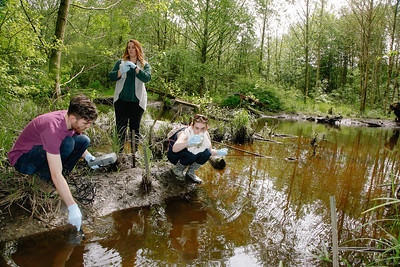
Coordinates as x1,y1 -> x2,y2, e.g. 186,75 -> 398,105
330,196 -> 339,267
131,130 -> 136,168
212,140 -> 272,158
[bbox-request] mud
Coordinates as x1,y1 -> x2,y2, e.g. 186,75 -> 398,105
0,154 -> 195,243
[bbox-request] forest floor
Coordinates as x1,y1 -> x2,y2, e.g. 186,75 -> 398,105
0,112 -> 399,244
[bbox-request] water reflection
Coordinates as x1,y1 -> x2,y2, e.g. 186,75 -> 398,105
2,119 -> 400,266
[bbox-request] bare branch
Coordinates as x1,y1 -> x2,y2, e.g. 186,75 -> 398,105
70,0 -> 124,10
19,0 -> 48,53
67,19 -> 106,40
61,66 -> 85,86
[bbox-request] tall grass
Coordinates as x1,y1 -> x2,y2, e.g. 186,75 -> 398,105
0,98 -> 43,166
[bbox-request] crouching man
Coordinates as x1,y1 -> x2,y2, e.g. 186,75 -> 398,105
167,114 -> 228,184
8,95 -> 99,231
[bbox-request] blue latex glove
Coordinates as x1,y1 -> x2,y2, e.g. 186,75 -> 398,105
188,135 -> 202,146
68,204 -> 82,231
216,148 -> 228,157
125,61 -> 137,70
85,153 -> 99,169
120,63 -> 130,74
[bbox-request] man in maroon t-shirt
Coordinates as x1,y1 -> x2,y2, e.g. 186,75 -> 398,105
8,95 -> 98,232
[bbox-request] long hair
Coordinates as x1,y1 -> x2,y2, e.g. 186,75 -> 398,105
122,39 -> 146,69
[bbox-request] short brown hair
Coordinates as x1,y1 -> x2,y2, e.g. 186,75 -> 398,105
68,95 -> 98,121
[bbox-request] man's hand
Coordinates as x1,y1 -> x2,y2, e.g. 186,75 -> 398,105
85,153 -> 99,169
188,135 -> 202,146
68,204 -> 82,231
216,148 -> 228,157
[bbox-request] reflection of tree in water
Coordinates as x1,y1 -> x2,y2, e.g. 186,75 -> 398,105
384,130 -> 399,151
96,206 -> 173,265
87,195 -> 207,265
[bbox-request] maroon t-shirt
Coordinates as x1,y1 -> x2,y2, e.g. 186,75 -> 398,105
8,110 -> 78,166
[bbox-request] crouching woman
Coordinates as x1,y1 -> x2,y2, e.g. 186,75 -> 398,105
167,114 -> 228,184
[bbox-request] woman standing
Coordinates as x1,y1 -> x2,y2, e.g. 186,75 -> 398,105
109,39 -> 151,152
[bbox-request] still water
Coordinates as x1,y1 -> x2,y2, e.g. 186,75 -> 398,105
2,118 -> 400,266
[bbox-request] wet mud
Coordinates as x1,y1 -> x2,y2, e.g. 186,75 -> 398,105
0,154 -> 195,243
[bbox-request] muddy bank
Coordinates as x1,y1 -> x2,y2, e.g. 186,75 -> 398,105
0,155 -> 196,243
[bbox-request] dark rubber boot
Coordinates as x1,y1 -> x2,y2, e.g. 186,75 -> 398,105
185,162 -> 202,184
173,161 -> 187,179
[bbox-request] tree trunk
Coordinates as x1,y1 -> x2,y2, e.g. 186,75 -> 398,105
48,0 -> 70,97
384,0 -> 400,112
199,0 -> 210,97
259,11 -> 267,75
314,0 -> 325,98
304,0 -> 311,104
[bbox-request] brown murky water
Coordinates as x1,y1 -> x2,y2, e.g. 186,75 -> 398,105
2,118 -> 400,266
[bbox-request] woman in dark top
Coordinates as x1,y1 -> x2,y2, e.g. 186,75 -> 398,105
109,39 -> 151,152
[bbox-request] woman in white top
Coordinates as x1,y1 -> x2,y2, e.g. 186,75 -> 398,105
109,39 -> 151,152
167,114 -> 228,184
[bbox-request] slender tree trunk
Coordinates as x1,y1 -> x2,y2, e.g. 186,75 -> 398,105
266,35 -> 271,82
384,0 -> 400,112
259,11 -> 267,75
392,54 -> 400,101
341,53 -> 348,87
351,0 -> 375,112
304,0 -> 310,104
48,0 -> 70,97
199,0 -> 210,97
314,0 -> 325,98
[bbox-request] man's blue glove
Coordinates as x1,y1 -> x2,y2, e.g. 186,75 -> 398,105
188,135 -> 202,146
216,148 -> 228,157
68,204 -> 82,231
85,153 -> 99,169
125,61 -> 137,70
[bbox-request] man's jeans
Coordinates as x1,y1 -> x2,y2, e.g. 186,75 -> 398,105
14,135 -> 90,182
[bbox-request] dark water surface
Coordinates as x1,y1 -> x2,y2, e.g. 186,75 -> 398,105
2,118 -> 400,266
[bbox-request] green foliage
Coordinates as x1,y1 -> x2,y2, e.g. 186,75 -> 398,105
232,109 -> 252,129
221,95 -> 241,108
0,97 -> 45,165
219,77 -> 283,111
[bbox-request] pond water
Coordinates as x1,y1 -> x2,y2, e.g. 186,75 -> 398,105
2,118 -> 400,266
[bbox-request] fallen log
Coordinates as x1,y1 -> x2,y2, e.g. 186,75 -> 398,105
94,87 -> 200,111
361,120 -> 383,127
253,133 -> 283,144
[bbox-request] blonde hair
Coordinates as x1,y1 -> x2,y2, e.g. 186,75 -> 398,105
122,39 -> 146,69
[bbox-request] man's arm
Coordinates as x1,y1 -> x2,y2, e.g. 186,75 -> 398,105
47,152 -> 76,206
